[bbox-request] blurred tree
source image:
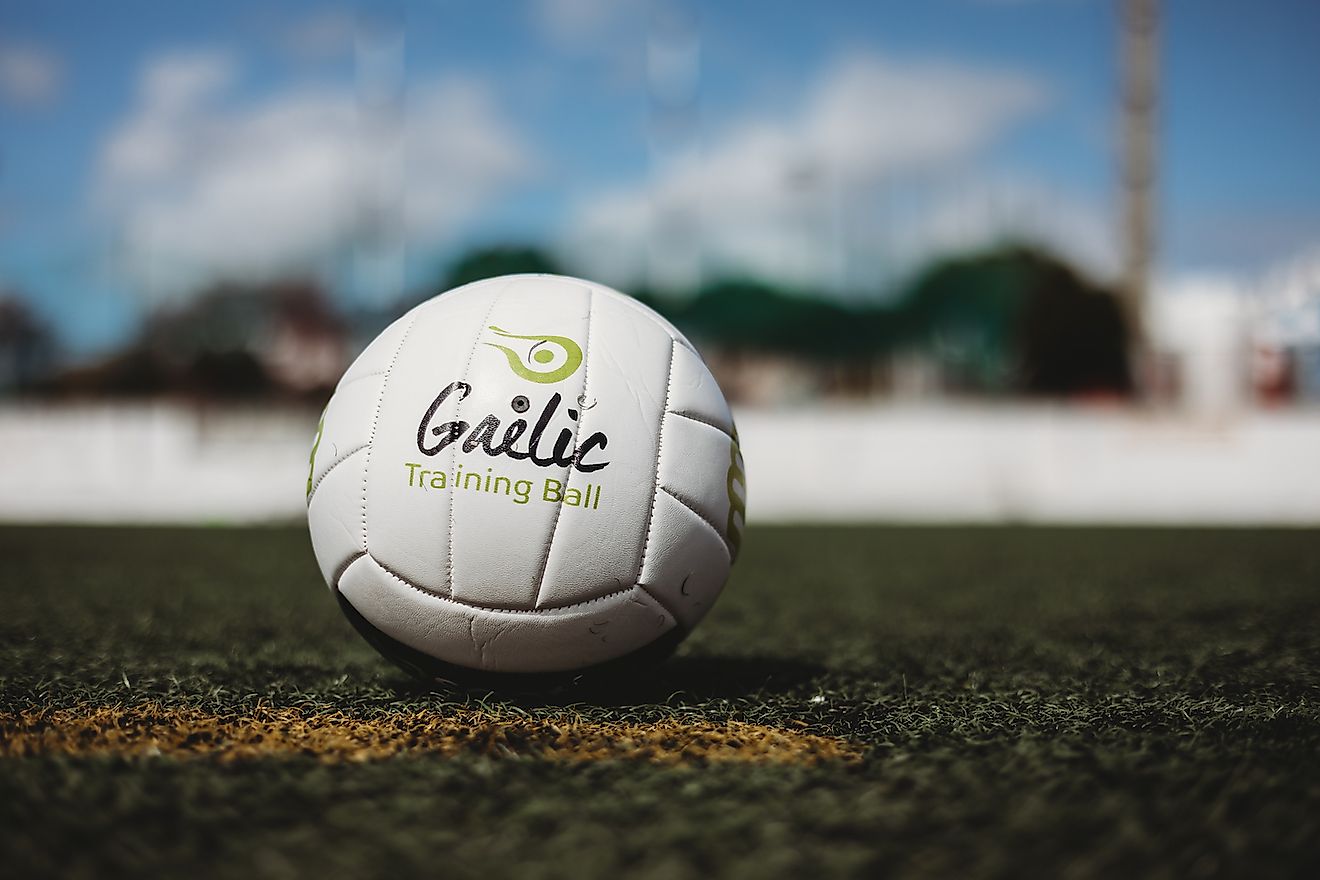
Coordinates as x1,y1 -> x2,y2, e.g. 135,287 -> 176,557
1019,259 -> 1132,396
0,293 -> 58,393
186,350 -> 273,398
898,246 -> 1132,396
442,246 -> 564,291
144,284 -> 271,367
50,279 -> 345,400
643,279 -> 896,360
144,279 -> 344,398
54,348 -> 173,397
898,248 -> 1034,392
42,243 -> 1129,402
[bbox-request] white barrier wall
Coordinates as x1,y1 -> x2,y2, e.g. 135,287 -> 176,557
1,402 -> 1318,525
736,406 -> 1320,524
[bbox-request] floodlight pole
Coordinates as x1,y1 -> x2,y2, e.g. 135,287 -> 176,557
1120,0 -> 1159,392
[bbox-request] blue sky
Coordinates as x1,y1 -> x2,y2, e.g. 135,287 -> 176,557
2,0 -> 1319,354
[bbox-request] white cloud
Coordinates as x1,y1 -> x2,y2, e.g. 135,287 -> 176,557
892,177 -> 1117,281
804,55 -> 1047,176
95,51 -> 530,297
0,42 -> 64,106
100,52 -> 236,187
567,53 -> 1060,291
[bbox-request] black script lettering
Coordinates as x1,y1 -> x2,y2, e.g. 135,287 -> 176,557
463,415 -> 501,454
416,381 -> 611,472
527,394 -> 560,467
574,433 -> 609,472
416,382 -> 471,455
498,420 -> 529,459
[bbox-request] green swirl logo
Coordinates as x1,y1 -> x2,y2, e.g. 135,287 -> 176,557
306,412 -> 325,500
483,326 -> 584,384
726,425 -> 746,559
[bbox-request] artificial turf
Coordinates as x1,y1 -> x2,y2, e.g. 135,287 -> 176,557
1,525 -> 1317,878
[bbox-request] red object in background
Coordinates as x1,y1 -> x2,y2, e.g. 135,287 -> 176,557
1252,345 -> 1295,406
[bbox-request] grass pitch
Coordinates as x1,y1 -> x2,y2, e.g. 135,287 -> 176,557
1,525 -> 1318,878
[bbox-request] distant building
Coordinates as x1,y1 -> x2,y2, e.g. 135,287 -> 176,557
1251,252 -> 1320,404
1147,276 -> 1249,415
1144,255 -> 1320,413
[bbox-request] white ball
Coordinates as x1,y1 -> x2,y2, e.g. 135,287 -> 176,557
306,274 -> 747,677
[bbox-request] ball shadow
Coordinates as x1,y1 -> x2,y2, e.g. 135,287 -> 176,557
343,590 -> 831,708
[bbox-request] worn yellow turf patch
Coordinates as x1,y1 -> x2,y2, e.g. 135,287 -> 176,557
0,703 -> 862,766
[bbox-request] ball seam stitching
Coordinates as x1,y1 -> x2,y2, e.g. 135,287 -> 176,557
657,485 -> 734,560
366,550 -> 648,614
445,280 -> 514,598
308,443 -> 368,501
590,283 -> 699,357
635,337 -> 677,585
361,314 -> 420,554
334,369 -> 390,392
529,284 -> 595,609
666,409 -> 737,442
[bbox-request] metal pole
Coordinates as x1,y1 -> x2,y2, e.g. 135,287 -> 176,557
1120,0 -> 1159,388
